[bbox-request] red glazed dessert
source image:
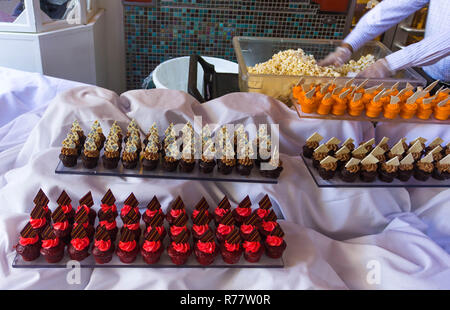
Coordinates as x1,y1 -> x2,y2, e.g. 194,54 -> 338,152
68,224 -> 90,261
73,206 -> 95,242
16,222 -> 40,261
120,207 -> 141,242
240,212 -> 260,241
98,189 -> 118,220
98,209 -> 118,242
167,229 -> 192,265
92,225 -> 115,264
191,196 -> 212,222
77,191 -> 96,226
40,225 -> 65,263
264,226 -> 287,259
216,211 -> 236,244
165,196 -> 187,225
194,229 -> 218,266
258,210 -> 279,238
253,194 -> 272,222
56,190 -> 75,224
169,212 -> 190,241
191,209 -> 212,241
233,195 -> 252,225
243,229 -> 264,263
214,196 -> 232,227
29,204 -> 48,236
33,188 -> 52,223
145,212 -> 166,241
116,227 -> 139,264
52,206 -> 72,244
141,227 -> 164,264
142,195 -> 164,227
120,192 -> 140,222
220,228 -> 243,264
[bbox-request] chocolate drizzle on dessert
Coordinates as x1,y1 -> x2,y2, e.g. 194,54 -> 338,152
145,228 -> 160,241
225,228 -> 240,244
270,226 -> 285,238
173,229 -> 189,243
95,225 -> 110,241
219,210 -> 235,226
172,212 -> 188,227
74,207 -> 89,224
98,209 -> 115,221
101,189 -> 116,205
264,210 -> 277,222
30,204 -> 46,219
123,208 -> 140,224
33,188 -> 49,207
200,229 -> 214,243
71,224 -> 88,239
148,212 -> 164,227
243,213 -> 259,226
41,225 -> 57,240
57,190 -> 71,206
247,229 -> 261,242
52,206 -> 67,223
79,191 -> 94,208
194,197 -> 209,211
170,196 -> 185,210
124,192 -> 139,208
258,195 -> 272,210
146,196 -> 161,211
120,227 -> 135,242
238,195 -> 251,209
20,222 -> 37,238
218,196 -> 231,210
193,210 -> 209,225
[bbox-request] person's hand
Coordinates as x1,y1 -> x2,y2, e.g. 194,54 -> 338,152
356,58 -> 395,78
318,46 -> 352,67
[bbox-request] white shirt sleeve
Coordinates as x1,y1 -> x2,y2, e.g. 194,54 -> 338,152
343,0 -> 430,52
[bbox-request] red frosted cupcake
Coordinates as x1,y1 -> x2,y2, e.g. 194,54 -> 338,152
52,206 -> 72,244
33,188 -> 52,223
77,191 -> 96,226
166,196 -> 187,225
258,210 -> 279,239
120,192 -> 140,222
191,209 -> 212,241
194,229 -> 218,266
116,227 -> 139,264
142,195 -> 164,227
98,189 -> 118,220
92,225 -> 115,264
68,224 -> 90,261
169,212 -> 190,241
240,212 -> 260,241
40,225 -> 65,263
253,194 -> 272,222
216,211 -> 236,244
167,229 -> 191,265
56,190 -> 75,224
16,222 -> 41,261
233,195 -> 252,225
191,197 -> 212,222
98,209 -> 118,242
29,204 -> 48,236
141,227 -> 164,264
264,226 -> 287,259
214,196 -> 232,227
243,229 -> 264,263
144,212 -> 166,241
120,207 -> 141,242
73,206 -> 95,242
220,228 -> 243,264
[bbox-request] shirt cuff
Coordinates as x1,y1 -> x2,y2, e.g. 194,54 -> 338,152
385,51 -> 410,72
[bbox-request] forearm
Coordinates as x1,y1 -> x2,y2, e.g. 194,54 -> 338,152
344,0 -> 429,51
385,33 -> 450,71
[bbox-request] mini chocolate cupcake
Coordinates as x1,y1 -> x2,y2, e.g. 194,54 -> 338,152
169,212 -> 190,241
236,135 -> 254,176
91,120 -> 106,149
77,191 -> 96,226
303,132 -> 323,158
163,141 -> 180,172
51,206 -> 72,244
116,227 -> 139,264
141,227 -> 164,264
325,137 -> 341,156
142,140 -> 160,171
253,194 -> 272,222
397,153 -> 415,182
142,196 -> 164,227
127,130 -> 142,155
199,141 -> 216,173
102,138 -> 121,169
351,145 -> 368,160
407,140 -> 424,162
379,157 -> 400,183
68,224 -> 90,261
179,127 -> 196,173
29,204 -> 49,236
40,225 -> 65,263
71,119 -> 86,145
258,210 -> 279,239
243,229 -> 264,263
120,192 -> 139,222
369,146 -> 386,169
387,139 -> 405,161
220,227 -> 242,264
98,209 -> 118,242
143,122 -> 159,147
59,135 -> 78,167
318,156 -> 338,180
312,144 -> 329,169
99,189 -> 118,220
144,212 -> 166,241
259,147 -> 283,179
255,127 -> 271,167
359,138 -> 375,153
216,211 -> 236,244
341,137 -> 355,152
214,196 -> 232,226
73,206 -> 95,242
408,137 -> 426,154
167,229 -> 192,265
191,197 -> 211,222
192,209 -> 212,241
264,226 -> 287,259
432,154 -> 450,180
166,196 -> 187,225
92,225 -> 115,264
430,145 -> 444,162
217,142 -> 236,175
339,158 -> 361,182
121,207 -> 142,242
414,152 -> 434,181
81,136 -> 100,169
194,229 -> 219,266
122,140 -> 139,169
335,146 -> 351,170
16,222 -> 41,261
240,212 -> 260,241
233,195 -> 252,225
56,190 -> 75,225
359,154 -> 380,182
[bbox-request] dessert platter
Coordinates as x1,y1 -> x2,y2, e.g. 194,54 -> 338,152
56,120 -> 283,184
13,189 -> 286,268
301,133 -> 450,188
292,79 -> 450,124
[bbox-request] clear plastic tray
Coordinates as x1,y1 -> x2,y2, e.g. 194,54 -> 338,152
301,155 -> 450,188
233,36 -> 427,104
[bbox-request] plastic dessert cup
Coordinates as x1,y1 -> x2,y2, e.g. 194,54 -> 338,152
434,104 -> 449,120
366,100 -> 383,118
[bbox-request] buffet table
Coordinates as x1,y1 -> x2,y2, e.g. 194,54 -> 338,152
0,67 -> 449,289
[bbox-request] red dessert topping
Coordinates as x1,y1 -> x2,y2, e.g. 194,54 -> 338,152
170,225 -> 187,236
99,220 -> 117,230
73,222 -> 89,229
145,209 -> 157,217
76,205 -> 90,214
193,224 -> 209,236
71,237 -> 90,251
261,221 -> 277,232
217,224 -> 233,236
94,239 -> 111,252
61,204 -> 73,214
123,223 -> 140,230
101,203 -> 117,213
197,241 -> 215,254
118,240 -> 137,252
121,205 -> 138,217
224,240 -> 240,252
214,207 -> 229,217
243,241 -> 261,253
143,240 -> 161,252
30,217 -> 46,229
42,237 -> 60,249
146,225 -> 164,236
236,207 -> 251,217
256,208 -> 269,219
170,209 -> 185,218
171,241 -> 190,253
266,235 -> 283,247
53,220 -> 69,231
19,235 -> 39,246
240,224 -> 254,234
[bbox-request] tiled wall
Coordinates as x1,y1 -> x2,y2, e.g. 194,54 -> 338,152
124,0 -> 349,90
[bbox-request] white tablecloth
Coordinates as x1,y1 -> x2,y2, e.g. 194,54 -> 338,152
0,67 -> 449,290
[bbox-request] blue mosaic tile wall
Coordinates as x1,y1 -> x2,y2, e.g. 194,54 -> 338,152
124,0 -> 349,90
